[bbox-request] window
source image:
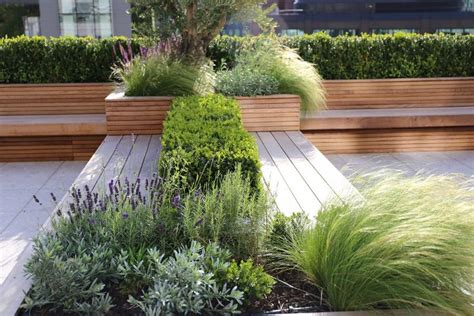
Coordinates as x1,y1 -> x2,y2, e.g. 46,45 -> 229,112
313,29 -> 357,36
280,29 -> 304,36
437,28 -> 474,35
58,0 -> 112,38
371,28 -> 418,35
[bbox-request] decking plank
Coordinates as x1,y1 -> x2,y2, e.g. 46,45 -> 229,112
138,135 -> 162,180
254,133 -> 302,216
119,135 -> 151,181
286,131 -> 361,202
258,132 -> 322,215
273,132 -> 340,206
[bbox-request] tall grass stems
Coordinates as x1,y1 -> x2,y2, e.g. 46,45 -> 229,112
271,172 -> 474,315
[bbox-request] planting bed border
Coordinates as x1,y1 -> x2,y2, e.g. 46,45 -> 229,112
105,91 -> 301,134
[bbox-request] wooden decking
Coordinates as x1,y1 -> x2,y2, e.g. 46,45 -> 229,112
255,131 -> 360,216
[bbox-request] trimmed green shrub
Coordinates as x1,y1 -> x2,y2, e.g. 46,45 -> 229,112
272,172 -> 474,314
209,33 -> 474,79
1,33 -> 472,83
0,36 -> 136,83
160,94 -> 261,190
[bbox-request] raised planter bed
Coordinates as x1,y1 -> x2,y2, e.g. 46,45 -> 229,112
105,91 -> 300,134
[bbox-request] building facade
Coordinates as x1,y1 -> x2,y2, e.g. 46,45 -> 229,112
272,0 -> 474,35
0,0 -> 131,37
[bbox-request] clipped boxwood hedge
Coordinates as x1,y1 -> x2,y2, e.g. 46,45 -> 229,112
0,36 -> 137,83
160,94 -> 261,190
0,33 -> 473,83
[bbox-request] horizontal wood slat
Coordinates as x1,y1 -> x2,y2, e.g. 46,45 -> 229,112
0,135 -> 104,162
105,92 -> 301,134
304,127 -> 474,154
0,83 -> 113,115
323,77 -> 474,109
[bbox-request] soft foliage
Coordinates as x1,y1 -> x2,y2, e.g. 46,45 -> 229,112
182,168 -> 270,259
225,259 -> 275,304
216,38 -> 326,112
115,54 -> 214,97
215,67 -> 279,96
273,172 -> 474,314
127,241 -> 244,315
160,94 -> 261,190
2,34 -> 473,83
23,169 -> 274,313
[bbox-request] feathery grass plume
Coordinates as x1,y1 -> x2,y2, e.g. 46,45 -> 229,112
272,171 -> 474,314
226,37 -> 326,113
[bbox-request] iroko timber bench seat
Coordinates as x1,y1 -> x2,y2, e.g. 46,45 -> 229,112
0,134 -> 162,315
301,107 -> 474,130
304,78 -> 474,154
0,115 -> 107,162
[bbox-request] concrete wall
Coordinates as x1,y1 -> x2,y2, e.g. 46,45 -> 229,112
38,0 -> 60,36
111,0 -> 131,37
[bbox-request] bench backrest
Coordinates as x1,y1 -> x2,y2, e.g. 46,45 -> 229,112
0,83 -> 113,115
324,77 -> 474,110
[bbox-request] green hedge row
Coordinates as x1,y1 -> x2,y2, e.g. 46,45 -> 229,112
209,33 -> 474,79
160,94 -> 261,190
0,36 -> 136,83
1,33 -> 473,83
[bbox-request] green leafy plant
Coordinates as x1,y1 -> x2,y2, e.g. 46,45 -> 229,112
273,172 -> 474,314
128,241 -> 244,315
182,167 -> 270,259
160,94 -> 261,190
215,67 -> 279,96
225,259 -> 275,304
218,38 -> 326,112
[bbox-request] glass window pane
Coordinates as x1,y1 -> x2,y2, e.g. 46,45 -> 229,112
60,15 -> 76,35
76,14 -> 95,36
76,0 -> 94,14
95,0 -> 111,14
96,14 -> 112,37
59,0 -> 75,14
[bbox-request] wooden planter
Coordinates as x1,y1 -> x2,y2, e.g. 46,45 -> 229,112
105,92 -> 301,135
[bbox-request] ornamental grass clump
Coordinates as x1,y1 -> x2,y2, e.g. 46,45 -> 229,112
215,38 -> 326,113
112,41 -> 214,97
273,172 -> 474,315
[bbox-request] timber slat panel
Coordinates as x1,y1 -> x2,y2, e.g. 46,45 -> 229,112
304,127 -> 474,154
0,135 -> 105,162
105,92 -> 301,134
0,83 -> 113,115
323,77 -> 474,109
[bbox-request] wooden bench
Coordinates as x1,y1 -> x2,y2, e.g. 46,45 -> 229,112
0,83 -> 112,162
0,134 -> 162,315
304,78 -> 474,154
255,131 -> 360,216
0,83 -> 113,115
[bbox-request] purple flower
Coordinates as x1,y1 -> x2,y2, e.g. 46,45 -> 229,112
88,217 -> 96,225
194,189 -> 202,198
172,193 -> 181,208
122,212 -> 129,219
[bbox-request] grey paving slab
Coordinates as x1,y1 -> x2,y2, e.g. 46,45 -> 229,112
0,161 -> 86,315
327,151 -> 474,186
